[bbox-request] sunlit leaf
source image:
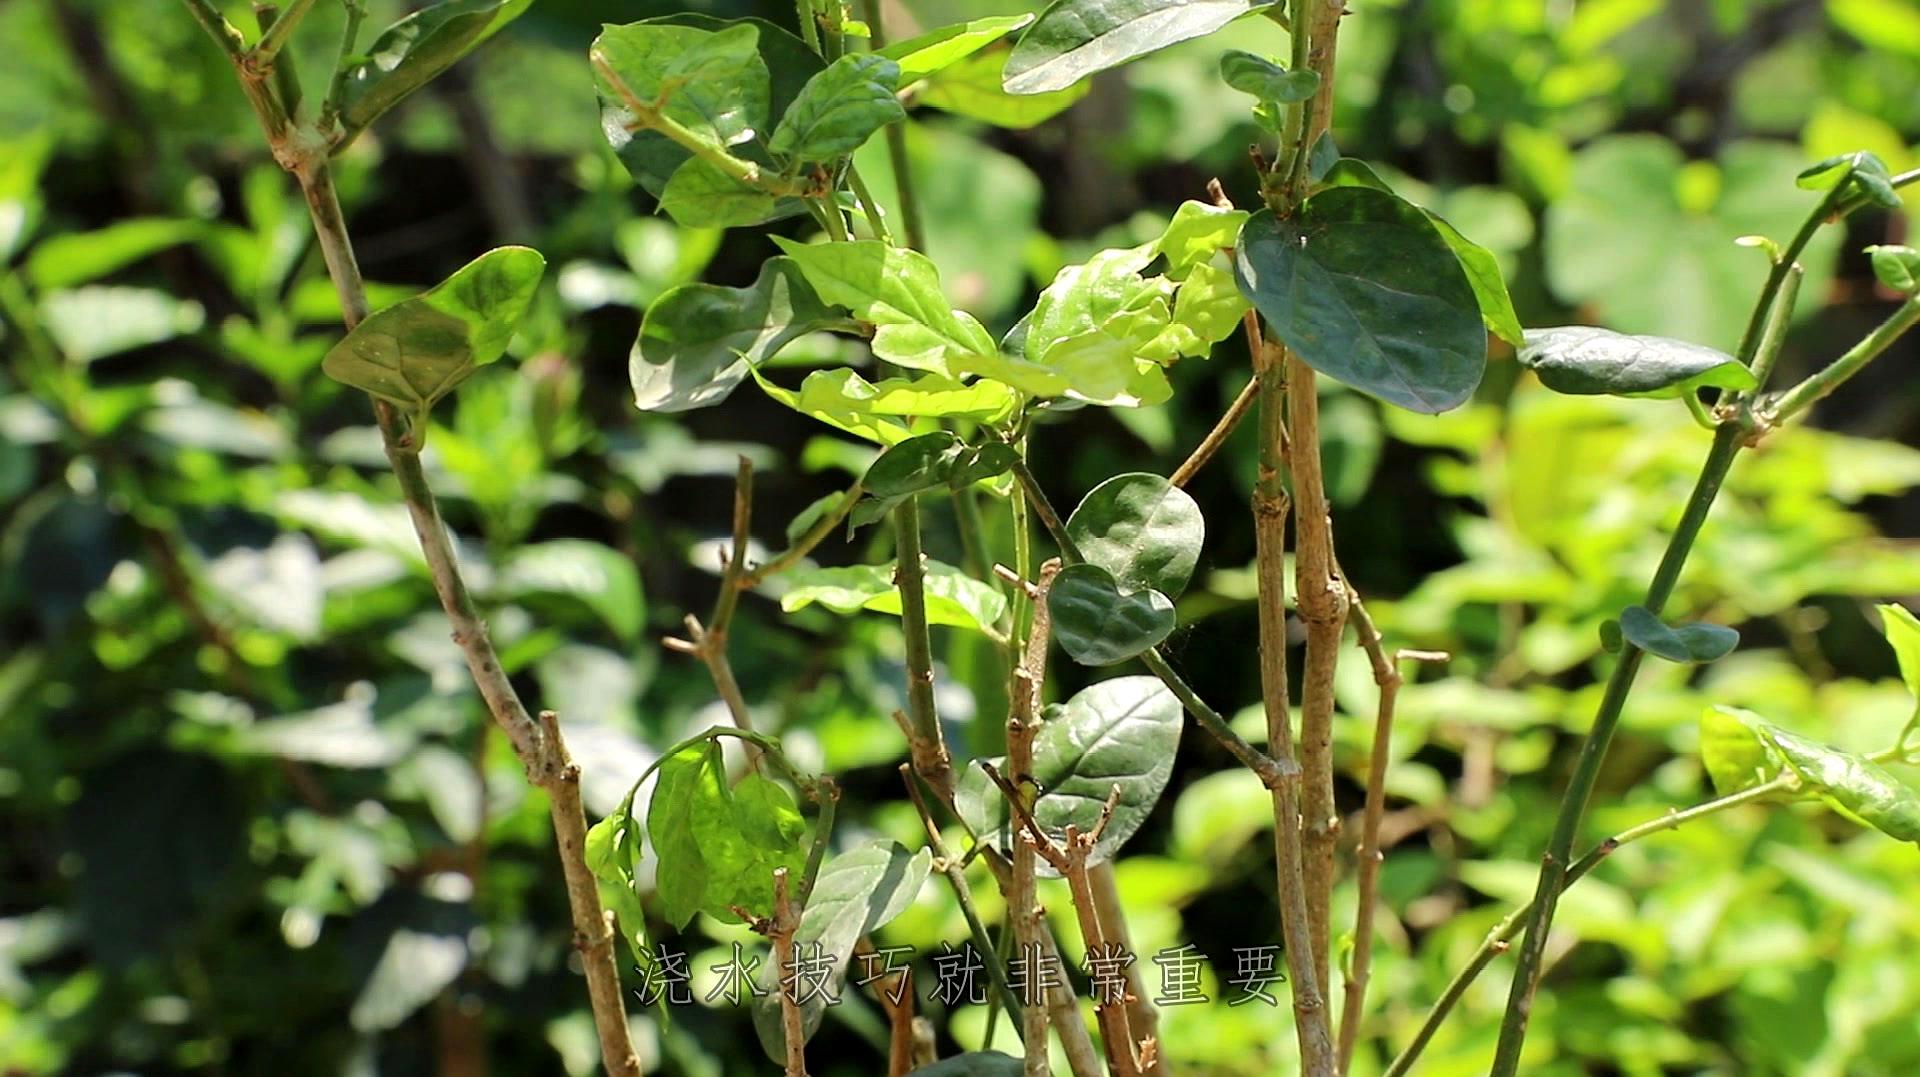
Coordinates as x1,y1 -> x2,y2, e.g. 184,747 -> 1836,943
769,53 -> 906,162
338,0 -> 534,143
882,15 -> 1034,83
1066,472 -> 1205,597
1699,706 -> 1787,796
1763,726 -> 1920,844
777,560 -> 1007,632
1867,245 -> 1920,295
1156,200 -> 1248,281
25,218 -> 204,290
1004,0 -> 1259,95
917,47 -> 1089,129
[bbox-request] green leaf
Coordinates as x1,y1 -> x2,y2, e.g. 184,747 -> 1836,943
597,16 -> 818,205
772,239 -> 997,378
918,47 -> 1090,129
586,789 -> 649,961
1021,244 -> 1184,403
632,256 -> 854,413
883,15 -> 1035,82
498,539 -> 644,643
25,218 -> 204,290
1004,0 -> 1259,95
1048,562 -> 1176,666
1167,262 -> 1251,356
1879,604 -> 1920,700
770,53 -> 906,163
1217,50 -> 1319,107
1699,706 -> 1787,796
338,0 -> 534,142
321,246 -> 545,418
0,131 -> 53,261
760,368 -> 1018,447
955,675 -> 1182,871
646,741 -> 807,929
751,840 -> 932,1058
1618,605 -> 1739,664
777,560 -> 1007,632
657,158 -> 777,229
1763,727 -> 1920,844
1517,326 -> 1758,398
1066,472 -> 1205,597
1318,159 -> 1523,347
1867,245 -> 1920,295
40,286 -> 204,364
906,1054 -> 1025,1076
1233,189 -> 1486,414
857,432 -> 1020,527
1155,200 -> 1248,281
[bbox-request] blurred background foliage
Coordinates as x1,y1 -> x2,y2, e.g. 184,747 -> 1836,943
3,0 -> 1919,1074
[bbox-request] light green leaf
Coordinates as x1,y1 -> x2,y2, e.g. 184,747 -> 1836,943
1066,472 -> 1206,597
25,218 -> 204,289
1167,262 -> 1250,356
777,560 -> 1007,632
632,256 -> 854,413
1518,326 -> 1757,398
882,15 -> 1035,83
41,286 -> 204,364
591,22 -> 768,155
772,239 -> 997,378
1764,727 -> 1920,844
1234,189 -> 1486,413
751,369 -> 912,445
1217,50 -> 1319,109
1048,562 -> 1176,665
751,841 -> 932,1058
646,740 -> 807,929
1155,200 -> 1248,281
338,0 -> 534,142
955,675 -> 1182,871
770,53 -> 906,162
1867,245 -> 1920,295
321,246 -> 545,417
657,158 -> 777,229
499,539 -> 644,643
0,131 -> 53,261
1878,604 -> 1920,701
586,788 -> 649,961
918,47 -> 1090,129
1618,605 -> 1739,664
1004,0 -> 1259,95
1699,706 -> 1787,797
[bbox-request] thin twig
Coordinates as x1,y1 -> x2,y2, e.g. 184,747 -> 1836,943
741,481 -> 863,588
1089,862 -> 1162,1076
1009,562 -> 1060,1077
1170,374 -> 1258,488
770,868 -> 810,1076
899,765 -> 1026,1021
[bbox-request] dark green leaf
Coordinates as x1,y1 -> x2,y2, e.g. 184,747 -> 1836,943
322,246 -> 545,417
862,432 -> 1018,504
1004,0 -> 1258,95
1618,605 -> 1739,664
1599,618 -> 1623,654
1066,472 -> 1205,597
633,256 -> 853,413
1218,50 -> 1319,105
1764,727 -> 1920,844
338,0 -> 534,142
1518,326 -> 1757,398
906,1053 -> 1025,1076
770,54 -> 906,163
882,15 -> 1035,82
1233,189 -> 1486,413
955,675 -> 1182,872
1867,245 -> 1920,295
1048,562 -> 1176,665
1318,159 -> 1523,347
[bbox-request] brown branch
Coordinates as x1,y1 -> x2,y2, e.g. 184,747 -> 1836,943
1171,375 -> 1258,489
1008,562 -> 1059,1077
1089,862 -> 1161,1076
770,868 -> 810,1076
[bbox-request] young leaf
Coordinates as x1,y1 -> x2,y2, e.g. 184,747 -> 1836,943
321,246 -> 545,418
777,561 -> 1008,632
1617,605 -> 1739,664
1763,726 -> 1920,844
337,0 -> 534,143
882,14 -> 1035,83
1233,189 -> 1487,414
1048,562 -> 1177,665
633,256 -> 854,413
771,239 -> 998,378
1699,706 -> 1787,796
1878,603 -> 1920,701
657,158 -> 778,229
1155,200 -> 1248,281
1166,262 -> 1252,356
770,54 -> 907,163
1004,0 -> 1258,95
1066,472 -> 1206,597
1217,50 -> 1319,107
917,47 -> 1091,129
1867,245 -> 1920,295
1317,159 -> 1524,347
646,740 -> 808,929
1517,326 -> 1758,398
750,841 -> 932,1058
955,675 -> 1183,872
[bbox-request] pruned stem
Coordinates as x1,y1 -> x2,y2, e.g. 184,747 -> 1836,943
1088,862 -> 1161,1076
771,868 -> 810,1077
1009,562 -> 1061,1077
